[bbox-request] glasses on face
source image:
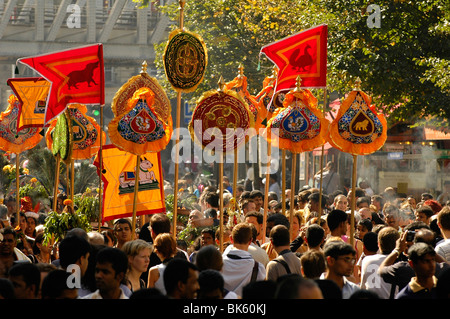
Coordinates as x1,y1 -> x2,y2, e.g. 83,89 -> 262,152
337,257 -> 356,265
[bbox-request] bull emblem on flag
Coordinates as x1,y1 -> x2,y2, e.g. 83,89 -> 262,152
118,156 -> 159,194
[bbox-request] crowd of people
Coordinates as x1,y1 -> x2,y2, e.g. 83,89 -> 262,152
1,162 -> 450,301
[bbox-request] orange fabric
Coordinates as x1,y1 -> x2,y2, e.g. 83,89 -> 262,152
7,77 -> 50,131
225,75 -> 267,132
93,145 -> 166,222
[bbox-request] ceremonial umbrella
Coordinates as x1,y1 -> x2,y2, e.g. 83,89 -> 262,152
328,78 -> 388,245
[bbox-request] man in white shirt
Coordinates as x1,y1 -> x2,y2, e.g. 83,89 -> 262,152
222,223 -> 266,298
360,226 -> 400,299
436,206 -> 450,262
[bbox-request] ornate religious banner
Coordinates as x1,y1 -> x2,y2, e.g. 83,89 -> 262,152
0,95 -> 43,154
263,77 -> 329,153
111,65 -> 171,126
163,29 -> 208,93
189,79 -> 255,153
46,104 -> 105,160
109,87 -> 172,155
328,79 -> 387,155
93,145 -> 165,221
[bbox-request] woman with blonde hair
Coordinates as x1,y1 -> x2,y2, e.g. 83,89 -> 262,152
147,233 -> 177,294
122,239 -> 152,292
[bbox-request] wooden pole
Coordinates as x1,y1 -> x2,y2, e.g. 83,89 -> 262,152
53,154 -> 61,212
233,147 -> 238,199
131,155 -> 141,239
98,104 -> 104,231
219,156 -> 224,252
15,153 -> 20,224
289,152 -> 297,239
350,154 -> 357,247
262,140 -> 271,244
171,0 -> 186,239
318,87 -> 328,221
70,159 -> 75,202
282,149 -> 286,214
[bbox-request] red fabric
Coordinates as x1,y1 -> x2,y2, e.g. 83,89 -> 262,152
260,25 -> 327,92
18,44 -> 105,126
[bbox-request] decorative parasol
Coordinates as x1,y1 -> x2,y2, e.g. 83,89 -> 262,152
0,95 -> 43,222
328,77 -> 387,245
189,76 -> 254,251
108,62 -> 172,235
262,76 -> 330,240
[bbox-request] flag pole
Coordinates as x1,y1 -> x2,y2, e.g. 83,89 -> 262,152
98,104 -> 104,232
15,153 -> 20,225
53,154 -> 61,212
262,139 -> 271,244
171,0 -> 186,240
289,152 -> 297,239
282,149 -> 286,214
132,155 -> 141,239
233,147 -> 238,199
219,154 -> 224,253
317,87 -> 327,221
350,154 -> 357,247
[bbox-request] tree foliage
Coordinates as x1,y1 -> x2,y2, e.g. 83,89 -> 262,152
144,0 -> 448,128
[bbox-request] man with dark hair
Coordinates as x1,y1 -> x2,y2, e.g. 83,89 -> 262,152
82,247 -> 129,299
58,234 -> 91,280
164,258 -> 200,299
371,194 -> 385,218
327,209 -> 348,239
378,224 -> 450,297
221,223 -> 265,297
41,269 -> 78,299
396,243 -> 438,299
8,262 -> 40,299
204,192 -> 219,210
0,227 -> 30,277
275,274 -> 323,299
300,250 -> 326,279
305,224 -> 326,251
113,218 -> 133,249
356,196 -> 371,209
198,269 -> 225,299
266,225 -> 302,281
308,192 -> 328,216
245,211 -> 266,245
415,205 -> 435,225
323,240 -> 360,299
249,190 -> 264,213
360,226 -> 399,299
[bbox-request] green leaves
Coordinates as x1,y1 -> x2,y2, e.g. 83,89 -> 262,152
43,210 -> 91,245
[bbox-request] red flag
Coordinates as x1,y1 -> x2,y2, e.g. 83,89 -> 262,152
17,44 -> 105,126
260,25 -> 327,93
